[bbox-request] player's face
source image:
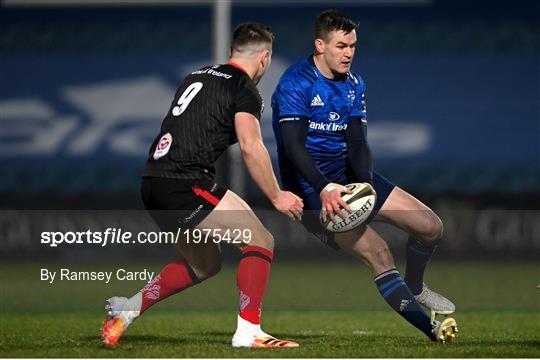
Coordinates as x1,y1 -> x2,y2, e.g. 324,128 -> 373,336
318,30 -> 357,76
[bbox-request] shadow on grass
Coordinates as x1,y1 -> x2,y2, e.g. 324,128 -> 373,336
82,334 -> 189,346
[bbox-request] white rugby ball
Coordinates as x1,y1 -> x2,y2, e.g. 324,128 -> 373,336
321,183 -> 377,233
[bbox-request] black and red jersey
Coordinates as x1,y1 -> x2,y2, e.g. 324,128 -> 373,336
143,63 -> 262,179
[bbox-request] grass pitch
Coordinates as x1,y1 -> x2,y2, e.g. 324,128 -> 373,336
1,261 -> 539,357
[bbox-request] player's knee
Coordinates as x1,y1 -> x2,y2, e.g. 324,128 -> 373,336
243,228 -> 274,252
418,211 -> 443,243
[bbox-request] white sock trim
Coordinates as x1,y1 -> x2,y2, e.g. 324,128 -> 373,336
374,269 -> 400,282
236,315 -> 261,333
120,292 -> 142,324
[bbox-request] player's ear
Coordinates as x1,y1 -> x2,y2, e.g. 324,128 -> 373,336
314,38 -> 324,54
261,49 -> 270,67
266,49 -> 272,66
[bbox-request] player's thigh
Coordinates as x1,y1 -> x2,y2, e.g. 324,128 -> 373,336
375,186 -> 443,240
298,191 -> 342,250
141,177 -> 225,278
334,225 -> 395,275
196,190 -> 273,251
370,171 -> 396,215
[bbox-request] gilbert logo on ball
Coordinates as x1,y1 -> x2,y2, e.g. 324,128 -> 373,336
153,133 -> 172,160
321,183 -> 377,233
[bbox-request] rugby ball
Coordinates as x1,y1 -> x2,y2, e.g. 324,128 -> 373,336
321,183 -> 377,233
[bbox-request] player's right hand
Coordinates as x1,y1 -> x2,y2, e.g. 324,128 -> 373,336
320,183 -> 352,223
271,190 -> 304,221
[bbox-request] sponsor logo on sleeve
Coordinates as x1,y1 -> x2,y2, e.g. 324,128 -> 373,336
348,90 -> 356,102
279,116 -> 303,123
153,133 -> 172,160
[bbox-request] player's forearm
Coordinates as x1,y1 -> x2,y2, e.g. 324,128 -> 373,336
240,141 -> 281,202
284,143 -> 330,192
280,121 -> 330,193
348,142 -> 373,184
346,118 -> 373,184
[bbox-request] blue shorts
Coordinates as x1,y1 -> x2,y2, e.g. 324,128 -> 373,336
300,172 -> 395,250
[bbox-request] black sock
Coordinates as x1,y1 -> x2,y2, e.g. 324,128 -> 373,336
375,268 -> 435,340
404,237 -> 439,295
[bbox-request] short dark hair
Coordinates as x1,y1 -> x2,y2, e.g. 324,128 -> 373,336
231,22 -> 274,53
315,10 -> 358,41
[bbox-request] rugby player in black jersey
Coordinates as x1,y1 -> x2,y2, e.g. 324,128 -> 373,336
101,23 -> 302,348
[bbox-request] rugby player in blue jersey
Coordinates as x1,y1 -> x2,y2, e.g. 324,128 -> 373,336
272,10 -> 457,342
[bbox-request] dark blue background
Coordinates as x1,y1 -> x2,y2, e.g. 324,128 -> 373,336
1,1 -> 539,196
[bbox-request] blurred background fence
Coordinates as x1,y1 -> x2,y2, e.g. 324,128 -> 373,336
1,0 -> 539,260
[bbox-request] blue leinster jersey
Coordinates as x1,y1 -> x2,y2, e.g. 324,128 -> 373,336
272,56 -> 367,195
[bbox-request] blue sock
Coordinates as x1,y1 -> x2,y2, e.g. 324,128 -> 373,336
405,237 -> 438,295
375,269 -> 435,340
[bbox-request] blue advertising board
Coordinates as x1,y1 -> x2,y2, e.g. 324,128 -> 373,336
1,53 -> 538,193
